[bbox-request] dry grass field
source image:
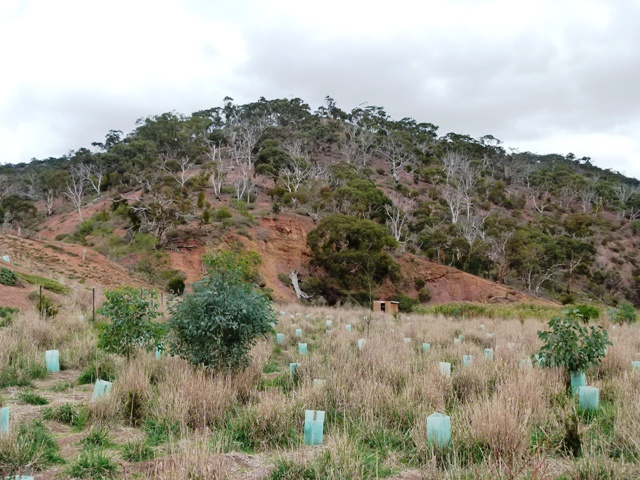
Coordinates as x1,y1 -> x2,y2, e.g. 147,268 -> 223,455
1,298 -> 640,479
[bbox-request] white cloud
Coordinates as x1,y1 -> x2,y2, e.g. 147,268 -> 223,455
1,0 -> 639,180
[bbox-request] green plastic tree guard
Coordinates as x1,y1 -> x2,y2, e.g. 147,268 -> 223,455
422,342 -> 431,352
403,338 -> 412,344
289,362 -> 301,378
280,311 -> 286,317
0,406 -> 10,435
325,320 -> 333,328
45,350 -> 60,373
427,412 -> 451,448
276,333 -> 285,345
484,348 -> 494,361
295,328 -> 303,337
313,379 -> 326,388
570,371 -> 586,394
632,361 -> 640,371
463,354 -> 473,367
357,338 -> 366,350
305,314 -> 311,320
304,409 -> 325,446
92,379 -> 112,400
453,338 -> 461,345
578,386 -> 599,411
298,343 -> 308,355
439,362 -> 451,378
345,324 -> 352,332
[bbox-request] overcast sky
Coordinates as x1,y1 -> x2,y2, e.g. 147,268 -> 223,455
1,0 -> 639,180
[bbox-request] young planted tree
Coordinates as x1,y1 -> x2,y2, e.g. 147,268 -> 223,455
167,269 -> 276,372
97,287 -> 163,358
536,309 -> 611,381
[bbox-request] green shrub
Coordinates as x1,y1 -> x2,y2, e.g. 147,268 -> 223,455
202,248 -> 263,285
572,304 -> 601,322
97,287 -> 164,357
418,287 -> 432,303
0,306 -> 18,327
27,291 -> 59,318
214,206 -> 233,221
609,302 -> 638,324
167,277 -> 185,295
67,450 -> 118,479
630,220 -> 640,236
391,294 -> 419,313
0,267 -> 17,286
537,309 -> 611,374
168,271 -> 276,371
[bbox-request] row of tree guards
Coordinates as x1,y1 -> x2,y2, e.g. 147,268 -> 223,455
0,319 -> 621,450
276,316 -> 617,446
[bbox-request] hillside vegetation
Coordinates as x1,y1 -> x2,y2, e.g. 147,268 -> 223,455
1,96 -> 639,306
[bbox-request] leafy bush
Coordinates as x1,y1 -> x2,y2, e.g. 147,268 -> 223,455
167,277 -> 185,295
307,214 -> 399,293
0,267 -> 17,286
391,294 -> 419,313
609,302 -> 638,324
572,304 -> 601,322
214,206 -> 233,221
27,291 -> 59,318
537,309 -> 611,373
0,306 -> 18,327
202,248 -> 263,285
630,220 -> 640,236
418,287 -> 432,303
168,271 -> 276,371
97,287 -> 164,357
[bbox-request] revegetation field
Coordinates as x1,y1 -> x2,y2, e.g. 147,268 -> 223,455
1,288 -> 640,480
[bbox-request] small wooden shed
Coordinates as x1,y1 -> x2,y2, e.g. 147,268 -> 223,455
372,300 -> 399,314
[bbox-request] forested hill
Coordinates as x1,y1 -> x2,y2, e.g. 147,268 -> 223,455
1,96 -> 639,306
